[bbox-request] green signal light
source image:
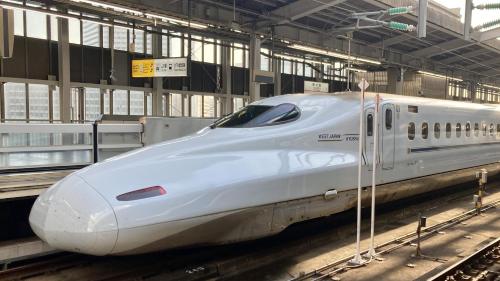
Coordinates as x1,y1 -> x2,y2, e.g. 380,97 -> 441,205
388,6 -> 413,15
388,21 -> 415,31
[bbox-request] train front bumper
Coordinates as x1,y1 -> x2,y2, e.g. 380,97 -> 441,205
29,175 -> 118,256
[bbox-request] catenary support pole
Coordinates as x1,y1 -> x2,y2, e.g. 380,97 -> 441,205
366,93 -> 379,257
350,79 -> 367,265
346,32 -> 352,91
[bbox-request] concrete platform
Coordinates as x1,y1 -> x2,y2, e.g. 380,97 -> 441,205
238,182 -> 500,280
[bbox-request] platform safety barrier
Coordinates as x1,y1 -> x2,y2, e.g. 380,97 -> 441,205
0,123 -> 143,171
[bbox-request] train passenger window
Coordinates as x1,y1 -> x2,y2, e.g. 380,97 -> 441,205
466,122 -> 471,137
474,123 -> 479,137
422,123 -> 428,139
497,124 -> 500,137
456,123 -> 462,138
408,122 -> 415,140
446,123 -> 451,138
483,123 -> 487,136
367,114 -> 373,137
434,123 -> 440,139
214,103 -> 300,128
490,123 -> 494,136
385,109 -> 392,130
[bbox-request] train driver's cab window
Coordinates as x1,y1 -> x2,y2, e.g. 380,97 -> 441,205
385,109 -> 392,130
490,123 -> 494,136
213,103 -> 300,128
446,123 -> 451,138
474,123 -> 480,137
367,114 -> 373,137
422,122 -> 428,139
466,122 -> 471,137
434,123 -> 440,139
483,123 -> 487,136
456,123 -> 462,138
408,122 -> 415,140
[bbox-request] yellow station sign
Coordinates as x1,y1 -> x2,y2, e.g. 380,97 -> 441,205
132,58 -> 188,78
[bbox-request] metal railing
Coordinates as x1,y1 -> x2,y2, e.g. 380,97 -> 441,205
0,123 -> 143,171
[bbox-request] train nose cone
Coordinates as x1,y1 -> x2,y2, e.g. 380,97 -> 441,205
29,175 -> 118,256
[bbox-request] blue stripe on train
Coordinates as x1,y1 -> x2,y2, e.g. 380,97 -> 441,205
410,141 -> 500,153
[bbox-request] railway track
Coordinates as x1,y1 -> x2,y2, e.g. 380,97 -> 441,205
0,182 -> 498,281
427,237 -> 500,281
0,169 -> 76,200
290,199 -> 500,281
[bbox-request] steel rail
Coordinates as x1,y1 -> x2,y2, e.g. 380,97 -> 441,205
426,237 -> 500,281
291,199 -> 500,281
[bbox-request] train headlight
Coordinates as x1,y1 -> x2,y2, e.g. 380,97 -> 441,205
116,186 -> 166,201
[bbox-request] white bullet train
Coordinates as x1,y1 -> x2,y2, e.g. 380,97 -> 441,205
29,92 -> 500,255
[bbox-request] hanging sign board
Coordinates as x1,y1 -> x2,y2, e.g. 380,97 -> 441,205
132,58 -> 188,78
304,81 -> 329,93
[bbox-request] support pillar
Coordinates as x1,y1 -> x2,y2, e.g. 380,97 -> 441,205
57,18 -> 71,123
464,0 -> 473,40
221,41 -> 232,114
396,68 -> 406,95
273,57 -> 281,96
152,27 -> 163,116
248,34 -> 261,102
315,63 -> 324,82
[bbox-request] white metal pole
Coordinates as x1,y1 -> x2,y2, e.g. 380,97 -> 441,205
366,93 -> 379,258
347,35 -> 351,91
350,80 -> 366,265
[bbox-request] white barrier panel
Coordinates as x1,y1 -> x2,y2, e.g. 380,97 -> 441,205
141,117 -> 216,146
0,124 -> 92,134
0,123 -> 144,169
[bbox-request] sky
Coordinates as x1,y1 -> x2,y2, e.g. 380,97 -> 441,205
433,0 -> 500,28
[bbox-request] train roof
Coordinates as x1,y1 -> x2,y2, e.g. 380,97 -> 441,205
254,91 -> 500,112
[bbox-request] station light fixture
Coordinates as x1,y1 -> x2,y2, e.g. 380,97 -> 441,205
482,84 -> 500,91
275,53 -> 323,65
275,53 -> 366,76
1,3 -> 72,20
144,12 -> 208,29
346,67 -> 367,73
0,3 -> 127,29
71,0 -> 144,16
289,44 -> 381,65
418,70 -> 463,82
71,0 -> 208,29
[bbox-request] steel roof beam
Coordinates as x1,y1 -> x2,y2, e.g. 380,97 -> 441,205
468,56 -> 500,71
405,38 -> 474,58
476,27 -> 500,42
270,0 -> 348,25
436,49 -> 489,65
370,34 -> 409,47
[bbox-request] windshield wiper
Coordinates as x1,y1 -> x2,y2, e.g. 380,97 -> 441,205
210,113 -> 231,129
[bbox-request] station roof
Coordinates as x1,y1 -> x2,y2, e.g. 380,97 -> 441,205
44,0 -> 500,85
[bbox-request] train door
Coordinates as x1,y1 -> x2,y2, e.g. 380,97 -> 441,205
364,108 -> 375,167
381,104 -> 395,169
